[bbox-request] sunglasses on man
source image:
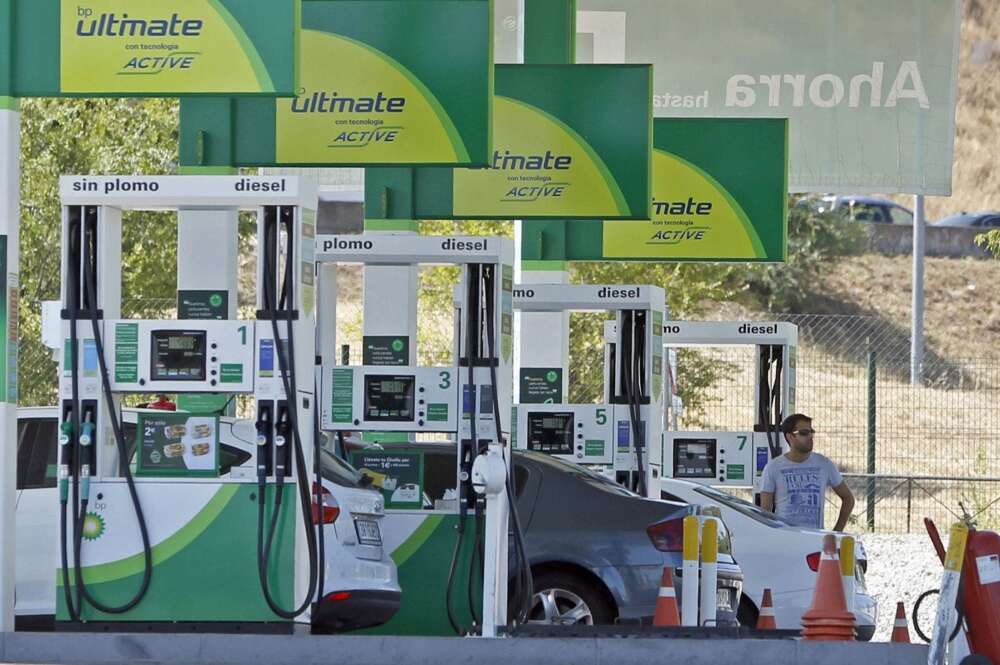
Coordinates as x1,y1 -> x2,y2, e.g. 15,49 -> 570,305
792,428 -> 816,436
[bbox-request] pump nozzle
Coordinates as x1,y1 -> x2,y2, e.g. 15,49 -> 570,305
274,408 -> 290,478
58,420 -> 73,503
255,406 -> 273,484
79,410 -> 95,500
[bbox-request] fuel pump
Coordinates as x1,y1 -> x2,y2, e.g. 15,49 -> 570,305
55,175 -> 320,631
315,233 -> 531,638
660,321 -> 797,493
512,285 -> 665,498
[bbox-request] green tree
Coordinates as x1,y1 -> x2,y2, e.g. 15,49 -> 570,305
19,98 -> 180,405
976,229 -> 1000,258
743,201 -> 866,310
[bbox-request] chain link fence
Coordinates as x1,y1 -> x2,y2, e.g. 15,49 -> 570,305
671,314 -> 1000,533
18,291 -> 999,532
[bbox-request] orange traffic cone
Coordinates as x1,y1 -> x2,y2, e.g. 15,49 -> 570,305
890,602 -> 911,643
653,567 -> 681,627
801,534 -> 856,641
756,588 -> 777,630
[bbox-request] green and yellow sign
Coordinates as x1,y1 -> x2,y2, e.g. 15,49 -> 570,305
546,118 -> 788,262
411,64 -> 653,220
4,0 -> 300,96
232,0 -> 493,166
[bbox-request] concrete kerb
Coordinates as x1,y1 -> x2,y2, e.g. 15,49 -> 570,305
0,632 -> 930,665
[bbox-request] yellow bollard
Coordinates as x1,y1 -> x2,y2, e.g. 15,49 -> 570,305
681,515 -> 700,627
840,536 -> 855,614
700,519 -> 718,626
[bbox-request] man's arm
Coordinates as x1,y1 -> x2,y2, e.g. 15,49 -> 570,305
760,492 -> 775,514
832,482 -> 855,531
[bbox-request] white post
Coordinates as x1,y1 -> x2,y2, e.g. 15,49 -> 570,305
0,97 -> 19,632
928,523 -> 969,665
840,536 -> 856,614
473,447 -> 509,638
911,194 -> 925,385
699,518 -> 718,626
681,515 -> 700,626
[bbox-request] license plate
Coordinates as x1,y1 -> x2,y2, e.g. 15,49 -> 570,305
717,587 -> 734,609
355,519 -> 382,546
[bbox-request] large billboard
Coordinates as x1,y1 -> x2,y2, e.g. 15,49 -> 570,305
530,119 -> 788,263
232,0 -> 494,166
413,64 -> 653,220
5,0 -> 301,96
576,0 -> 961,195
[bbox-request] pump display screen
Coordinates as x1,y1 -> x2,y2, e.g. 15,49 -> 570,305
527,412 -> 574,455
364,375 -> 415,421
151,330 -> 207,381
673,438 -> 717,479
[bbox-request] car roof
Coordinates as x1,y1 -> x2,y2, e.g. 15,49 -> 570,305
936,211 -> 1000,225
838,195 -> 910,210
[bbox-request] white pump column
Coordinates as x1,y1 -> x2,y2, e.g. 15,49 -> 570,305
0,96 -> 20,632
176,209 -> 239,413
514,265 -> 570,404
177,210 -> 239,319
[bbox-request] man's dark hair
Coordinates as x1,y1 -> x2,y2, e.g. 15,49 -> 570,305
781,413 -> 812,434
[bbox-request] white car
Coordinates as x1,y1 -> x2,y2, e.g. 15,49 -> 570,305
660,478 -> 877,640
14,406 -> 401,632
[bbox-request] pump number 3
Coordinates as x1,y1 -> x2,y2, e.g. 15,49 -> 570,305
439,371 -> 452,389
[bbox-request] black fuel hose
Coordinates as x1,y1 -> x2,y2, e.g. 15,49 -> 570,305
256,208 -> 320,620
75,216 -> 153,613
483,265 -> 533,628
446,270 -> 480,635
60,219 -> 82,622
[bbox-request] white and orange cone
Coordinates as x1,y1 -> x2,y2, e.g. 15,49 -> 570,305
653,567 -> 681,627
890,602 -> 911,643
756,588 -> 777,630
801,534 -> 856,641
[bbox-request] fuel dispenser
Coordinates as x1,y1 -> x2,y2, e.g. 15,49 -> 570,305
55,175 -> 320,631
314,233 -> 530,637
512,285 -> 665,498
661,321 -> 797,492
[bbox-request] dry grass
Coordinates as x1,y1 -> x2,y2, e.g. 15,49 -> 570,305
817,254 -> 1000,361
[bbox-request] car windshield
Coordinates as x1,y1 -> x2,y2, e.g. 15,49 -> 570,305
531,453 -> 642,498
692,484 -> 789,527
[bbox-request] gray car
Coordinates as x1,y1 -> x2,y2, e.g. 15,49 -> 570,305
513,451 -> 743,626
935,211 -> 1000,228
799,195 -> 915,224
385,442 -> 743,627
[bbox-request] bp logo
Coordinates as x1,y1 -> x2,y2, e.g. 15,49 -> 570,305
545,371 -> 558,383
209,294 -> 223,308
391,339 -> 404,352
81,512 -> 106,541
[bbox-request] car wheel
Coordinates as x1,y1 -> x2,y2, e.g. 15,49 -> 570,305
527,571 -> 613,626
737,594 -> 759,628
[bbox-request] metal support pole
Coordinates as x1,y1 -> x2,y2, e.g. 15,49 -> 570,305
911,194 -> 925,385
906,479 -> 913,534
866,349 -> 876,533
0,95 -> 19,632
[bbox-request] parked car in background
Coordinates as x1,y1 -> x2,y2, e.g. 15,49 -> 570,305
934,211 -> 1000,229
348,440 -> 744,627
15,407 -> 401,633
801,195 -> 915,225
660,478 -> 877,640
